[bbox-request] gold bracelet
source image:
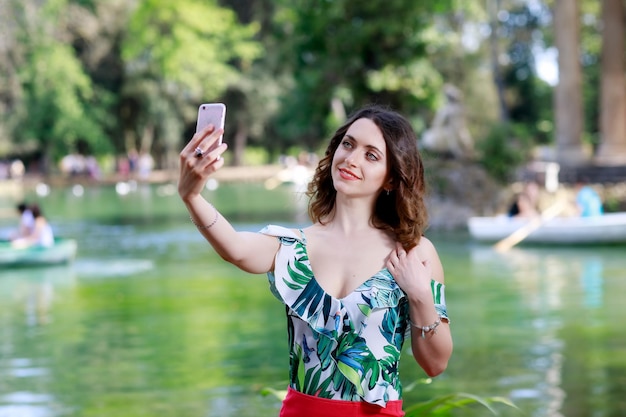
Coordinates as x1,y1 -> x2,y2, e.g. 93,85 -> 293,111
190,204 -> 219,229
410,315 -> 442,339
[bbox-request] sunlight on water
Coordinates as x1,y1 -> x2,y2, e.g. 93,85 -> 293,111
0,392 -> 57,417
73,259 -> 154,278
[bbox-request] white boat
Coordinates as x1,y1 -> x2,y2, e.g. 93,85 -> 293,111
467,212 -> 626,244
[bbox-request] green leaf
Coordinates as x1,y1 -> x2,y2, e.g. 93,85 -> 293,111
404,392 -> 519,417
336,361 -> 364,397
259,387 -> 287,401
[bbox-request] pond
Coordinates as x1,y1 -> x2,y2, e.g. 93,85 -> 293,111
0,181 -> 625,417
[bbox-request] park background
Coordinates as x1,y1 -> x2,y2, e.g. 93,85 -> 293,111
2,1 -> 626,417
2,1 -> 626,190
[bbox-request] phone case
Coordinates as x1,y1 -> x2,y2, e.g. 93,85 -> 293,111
196,103 -> 226,147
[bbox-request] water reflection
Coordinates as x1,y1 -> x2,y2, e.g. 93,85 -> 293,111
469,246 -> 607,311
0,265 -> 76,326
74,258 -> 154,279
580,257 -> 603,309
0,391 -> 56,417
0,266 -> 76,417
467,245 -> 620,417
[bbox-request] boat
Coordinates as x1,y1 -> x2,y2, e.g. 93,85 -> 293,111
0,238 -> 78,267
467,212 -> 626,244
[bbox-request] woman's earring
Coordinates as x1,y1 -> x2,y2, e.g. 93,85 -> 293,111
386,189 -> 390,196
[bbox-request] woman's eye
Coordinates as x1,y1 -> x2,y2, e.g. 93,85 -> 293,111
341,140 -> 352,148
366,152 -> 378,161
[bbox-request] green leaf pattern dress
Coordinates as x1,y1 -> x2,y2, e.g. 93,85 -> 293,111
260,225 -> 449,407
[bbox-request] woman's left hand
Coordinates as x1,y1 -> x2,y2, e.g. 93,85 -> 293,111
386,244 -> 432,297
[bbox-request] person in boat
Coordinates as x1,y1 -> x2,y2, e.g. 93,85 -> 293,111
9,202 -> 35,240
11,204 -> 55,249
507,181 -> 540,218
178,104 -> 453,417
574,180 -> 603,217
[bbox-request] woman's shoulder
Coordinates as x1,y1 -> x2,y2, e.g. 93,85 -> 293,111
417,235 -> 435,249
259,224 -> 304,241
416,235 -> 441,260
417,235 -> 445,281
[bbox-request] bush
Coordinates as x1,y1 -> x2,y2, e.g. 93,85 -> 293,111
476,122 -> 534,183
261,383 -> 519,416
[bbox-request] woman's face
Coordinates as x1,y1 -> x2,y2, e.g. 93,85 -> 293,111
331,117 -> 389,198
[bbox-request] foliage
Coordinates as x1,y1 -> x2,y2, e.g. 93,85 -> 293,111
267,0 -> 454,150
0,0 -> 612,176
120,0 -> 262,167
260,384 -> 519,417
497,1 -> 555,145
476,122 -> 533,183
122,0 -> 260,101
7,0 -> 114,164
404,392 -> 518,416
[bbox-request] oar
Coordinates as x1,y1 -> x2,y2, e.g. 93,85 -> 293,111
493,201 -> 567,253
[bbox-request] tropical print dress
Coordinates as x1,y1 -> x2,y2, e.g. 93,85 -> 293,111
260,225 -> 449,408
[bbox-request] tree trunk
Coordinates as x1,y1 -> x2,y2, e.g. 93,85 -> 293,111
595,0 -> 626,165
232,118 -> 248,167
553,0 -> 588,166
488,0 -> 508,122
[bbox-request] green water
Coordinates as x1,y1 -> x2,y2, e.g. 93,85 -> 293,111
1,182 -> 625,417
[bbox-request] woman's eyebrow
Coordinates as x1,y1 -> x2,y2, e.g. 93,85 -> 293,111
344,134 -> 384,154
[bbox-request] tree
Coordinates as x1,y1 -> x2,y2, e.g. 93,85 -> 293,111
121,0 -> 262,168
265,0 -> 453,152
3,0 -> 113,171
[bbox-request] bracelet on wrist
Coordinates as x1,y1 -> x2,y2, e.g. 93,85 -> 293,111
190,204 -> 219,230
410,315 -> 442,339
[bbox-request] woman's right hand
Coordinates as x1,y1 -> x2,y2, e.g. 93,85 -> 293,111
178,124 -> 228,203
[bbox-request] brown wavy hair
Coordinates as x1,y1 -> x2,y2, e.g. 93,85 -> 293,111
306,104 -> 428,250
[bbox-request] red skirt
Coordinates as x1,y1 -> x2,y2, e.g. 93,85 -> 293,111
279,387 -> 405,417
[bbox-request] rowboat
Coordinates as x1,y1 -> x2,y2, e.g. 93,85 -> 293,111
467,212 -> 626,244
0,238 -> 78,267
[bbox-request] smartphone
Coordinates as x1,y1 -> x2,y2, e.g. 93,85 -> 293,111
196,103 -> 226,150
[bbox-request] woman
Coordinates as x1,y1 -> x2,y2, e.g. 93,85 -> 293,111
178,105 -> 453,417
507,181 -> 540,218
11,203 -> 55,248
9,202 -> 35,240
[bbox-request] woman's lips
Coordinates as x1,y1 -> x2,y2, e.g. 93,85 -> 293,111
338,168 -> 360,180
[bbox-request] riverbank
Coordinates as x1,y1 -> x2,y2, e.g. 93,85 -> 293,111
2,161 -> 626,230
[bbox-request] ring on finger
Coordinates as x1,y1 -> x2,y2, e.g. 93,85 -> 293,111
194,147 -> 204,158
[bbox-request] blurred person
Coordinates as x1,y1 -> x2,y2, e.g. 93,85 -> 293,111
11,204 -> 55,248
137,151 -> 154,180
575,180 -> 603,217
9,159 -> 25,178
178,104 -> 452,417
508,181 -> 541,218
9,202 -> 35,240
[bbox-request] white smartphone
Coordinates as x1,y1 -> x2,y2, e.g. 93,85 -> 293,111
196,103 -> 226,150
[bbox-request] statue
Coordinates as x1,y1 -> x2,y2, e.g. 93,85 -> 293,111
421,84 -> 475,159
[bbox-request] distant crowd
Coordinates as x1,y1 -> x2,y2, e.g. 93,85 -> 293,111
0,159 -> 26,180
1,149 -> 155,182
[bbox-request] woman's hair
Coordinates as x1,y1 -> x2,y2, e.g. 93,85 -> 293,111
307,104 -> 428,249
30,204 -> 42,218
